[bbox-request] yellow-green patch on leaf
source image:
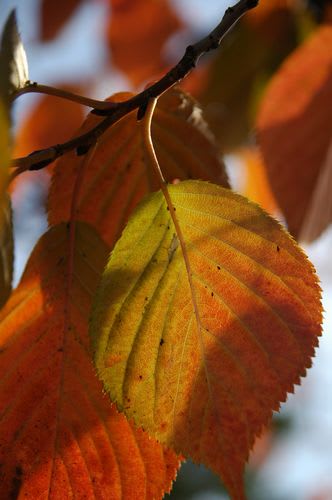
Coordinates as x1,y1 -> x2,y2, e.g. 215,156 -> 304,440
90,180 -> 322,500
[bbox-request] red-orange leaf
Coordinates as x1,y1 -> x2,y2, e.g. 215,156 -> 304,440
0,222 -> 180,498
48,88 -> 228,248
106,0 -> 181,86
90,180 -> 322,500
14,86 -> 85,159
257,25 -> 332,241
40,0 -> 83,41
240,147 -> 279,215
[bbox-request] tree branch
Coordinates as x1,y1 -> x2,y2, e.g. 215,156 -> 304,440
11,0 -> 259,176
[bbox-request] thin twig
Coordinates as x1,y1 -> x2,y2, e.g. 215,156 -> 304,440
11,83 -> 114,110
11,0 -> 259,175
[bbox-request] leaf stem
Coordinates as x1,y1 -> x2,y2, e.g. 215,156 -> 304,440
142,97 -> 204,356
142,97 -> 219,456
11,0 -> 259,175
12,83 -> 114,110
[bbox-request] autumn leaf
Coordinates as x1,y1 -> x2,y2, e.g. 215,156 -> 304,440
40,0 -> 83,41
90,180 -> 322,500
239,147 -> 279,215
189,2 -> 297,152
0,222 -> 180,498
48,88 -> 228,248
257,25 -> 332,241
245,0 -> 297,44
106,0 -> 181,86
14,86 -> 86,159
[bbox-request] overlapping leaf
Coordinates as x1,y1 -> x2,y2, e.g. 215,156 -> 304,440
14,85 -> 85,158
188,1 -> 298,152
48,88 -> 228,248
240,147 -> 279,215
107,0 -> 181,86
257,25 -> 332,241
90,180 -> 322,500
0,222 -> 180,498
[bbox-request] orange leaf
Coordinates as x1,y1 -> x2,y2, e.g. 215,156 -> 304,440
0,222 -> 180,498
245,0 -> 297,45
191,6 -> 297,152
240,147 -> 279,215
90,180 -> 322,500
40,0 -> 83,41
106,0 -> 181,86
48,88 -> 228,248
12,86 -> 86,193
257,25 -> 332,241
14,86 -> 86,158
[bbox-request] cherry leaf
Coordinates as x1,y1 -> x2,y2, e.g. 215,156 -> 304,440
90,180 -> 322,500
257,25 -> 332,241
40,0 -> 83,41
107,0 -> 181,86
0,222 -> 180,498
48,88 -> 228,248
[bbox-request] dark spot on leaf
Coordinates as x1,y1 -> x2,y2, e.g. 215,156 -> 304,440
211,292 -> 214,297
10,466 -> 23,499
160,338 -> 164,346
15,466 -> 22,477
217,265 -> 221,270
58,347 -> 63,352
167,206 -> 170,211
139,375 -> 143,380
277,246 -> 280,252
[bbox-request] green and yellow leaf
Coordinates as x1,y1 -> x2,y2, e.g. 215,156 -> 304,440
91,180 -> 322,500
48,88 -> 228,248
0,222 -> 180,498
